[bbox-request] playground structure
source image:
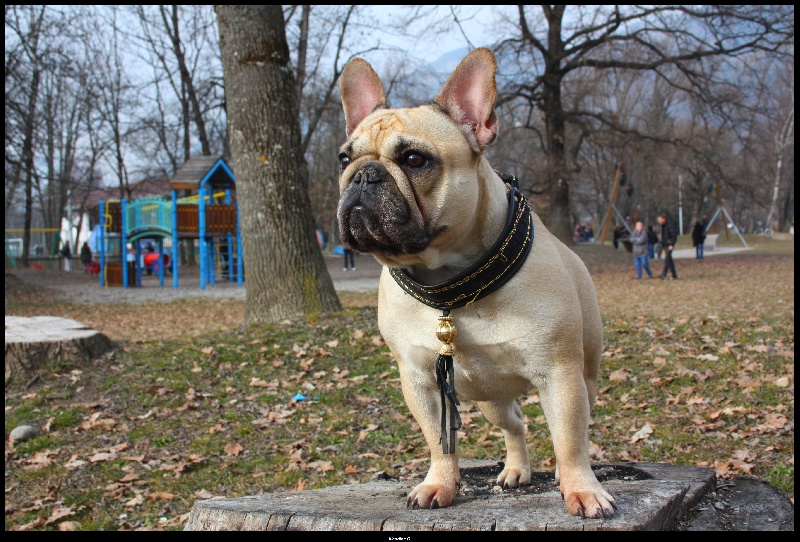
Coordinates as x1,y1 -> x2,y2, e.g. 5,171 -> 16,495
98,155 -> 243,289
703,180 -> 749,249
4,228 -> 62,270
597,163 -> 635,250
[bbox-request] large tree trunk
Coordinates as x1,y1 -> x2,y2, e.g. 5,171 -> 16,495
538,7 -> 572,245
215,5 -> 341,324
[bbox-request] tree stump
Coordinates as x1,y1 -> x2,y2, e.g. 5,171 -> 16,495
184,462 -> 716,531
5,316 -> 114,386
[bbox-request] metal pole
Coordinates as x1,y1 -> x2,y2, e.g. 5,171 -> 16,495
678,175 -> 683,236
172,190 -> 178,288
99,201 -> 105,287
121,199 -> 128,288
67,188 -> 73,246
715,181 -> 730,243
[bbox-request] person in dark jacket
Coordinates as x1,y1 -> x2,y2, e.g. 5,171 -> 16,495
61,241 -> 72,272
646,225 -> 658,259
658,214 -> 678,279
691,220 -> 706,259
80,242 -> 92,273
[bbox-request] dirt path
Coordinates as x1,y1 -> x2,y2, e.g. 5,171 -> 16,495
6,252 -> 384,306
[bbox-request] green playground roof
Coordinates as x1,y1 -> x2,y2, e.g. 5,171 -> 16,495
170,155 -> 235,192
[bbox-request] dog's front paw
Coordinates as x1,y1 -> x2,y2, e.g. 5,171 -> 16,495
497,465 -> 531,489
562,482 -> 616,519
406,482 -> 457,509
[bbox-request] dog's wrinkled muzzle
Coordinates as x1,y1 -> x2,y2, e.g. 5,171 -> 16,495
337,162 -> 430,255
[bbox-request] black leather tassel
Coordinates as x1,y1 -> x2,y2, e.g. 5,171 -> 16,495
435,353 -> 462,454
435,311 -> 462,455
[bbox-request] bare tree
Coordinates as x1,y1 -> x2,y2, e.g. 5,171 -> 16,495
90,7 -> 140,200
130,5 -> 226,266
725,53 -> 795,232
5,6 -> 51,267
131,5 -> 222,159
215,4 -> 341,323
492,5 -> 794,242
765,68 -> 794,232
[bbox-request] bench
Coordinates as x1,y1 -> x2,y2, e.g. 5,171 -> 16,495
704,234 -> 719,251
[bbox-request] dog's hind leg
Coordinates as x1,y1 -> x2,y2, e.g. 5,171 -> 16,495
477,399 -> 531,488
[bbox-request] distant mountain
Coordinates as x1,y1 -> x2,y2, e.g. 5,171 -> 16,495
427,47 -> 471,76
397,47 -> 471,104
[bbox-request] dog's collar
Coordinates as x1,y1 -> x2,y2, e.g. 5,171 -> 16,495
389,180 -> 533,311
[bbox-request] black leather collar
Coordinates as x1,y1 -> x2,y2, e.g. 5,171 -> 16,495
390,182 -> 533,310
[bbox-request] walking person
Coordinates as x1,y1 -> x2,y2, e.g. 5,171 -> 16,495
630,222 -> 654,279
646,225 -> 658,259
691,220 -> 706,260
80,242 -> 92,273
343,243 -> 355,272
61,241 -> 72,272
658,214 -> 678,279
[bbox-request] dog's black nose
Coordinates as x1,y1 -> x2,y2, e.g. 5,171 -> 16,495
353,162 -> 384,184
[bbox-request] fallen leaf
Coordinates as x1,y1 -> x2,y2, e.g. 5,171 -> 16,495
89,452 -> 118,463
608,368 -> 629,382
358,453 -> 380,459
308,460 -> 334,473
64,456 -> 88,470
726,458 -> 755,475
194,489 -> 216,499
249,377 -> 275,388
774,376 -> 790,388
697,354 -> 719,361
588,441 -> 606,461
124,494 -> 145,507
630,423 -> 653,443
148,491 -> 176,501
23,451 -> 56,471
15,516 -> 46,531
224,442 -> 244,457
58,521 -> 80,531
358,423 -> 379,442
45,506 -> 74,525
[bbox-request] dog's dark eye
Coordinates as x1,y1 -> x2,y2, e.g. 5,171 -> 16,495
403,152 -> 426,168
338,153 -> 351,168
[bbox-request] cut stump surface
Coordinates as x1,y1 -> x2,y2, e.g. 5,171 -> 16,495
5,316 -> 114,385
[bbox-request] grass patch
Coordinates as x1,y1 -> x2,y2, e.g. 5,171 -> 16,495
4,246 -> 793,530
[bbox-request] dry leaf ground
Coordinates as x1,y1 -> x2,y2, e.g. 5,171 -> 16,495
4,235 -> 794,530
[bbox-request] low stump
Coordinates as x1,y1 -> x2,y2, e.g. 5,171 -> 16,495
5,316 -> 114,386
184,461 -> 715,531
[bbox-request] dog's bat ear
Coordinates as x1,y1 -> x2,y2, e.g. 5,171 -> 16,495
433,48 -> 498,151
340,58 -> 387,137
